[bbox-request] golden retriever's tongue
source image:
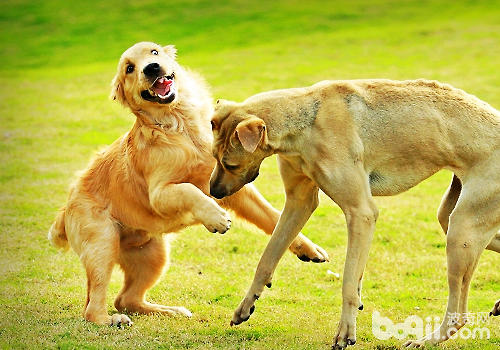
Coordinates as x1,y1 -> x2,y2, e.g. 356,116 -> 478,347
153,77 -> 172,96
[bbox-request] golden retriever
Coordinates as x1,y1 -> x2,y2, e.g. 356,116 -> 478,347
48,42 -> 328,327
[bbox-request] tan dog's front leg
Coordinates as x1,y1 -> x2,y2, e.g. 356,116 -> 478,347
332,204 -> 378,349
313,166 -> 378,349
150,182 -> 231,234
231,165 -> 319,325
220,184 -> 329,262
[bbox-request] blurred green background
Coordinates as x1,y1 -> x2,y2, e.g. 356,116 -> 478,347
0,0 -> 499,349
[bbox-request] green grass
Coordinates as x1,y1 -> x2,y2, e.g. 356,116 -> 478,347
1,0 -> 499,348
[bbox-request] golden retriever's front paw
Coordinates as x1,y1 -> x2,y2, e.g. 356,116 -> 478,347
230,297 -> 256,326
491,299 -> 500,316
110,313 -> 133,328
196,199 -> 232,234
290,235 -> 329,263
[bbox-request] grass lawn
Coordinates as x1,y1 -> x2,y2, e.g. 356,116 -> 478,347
0,0 -> 499,348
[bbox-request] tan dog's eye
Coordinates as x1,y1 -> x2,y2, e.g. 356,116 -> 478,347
224,163 -> 239,171
151,49 -> 159,55
126,64 -> 134,74
210,120 -> 216,130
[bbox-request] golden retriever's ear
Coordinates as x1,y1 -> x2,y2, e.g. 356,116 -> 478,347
234,117 -> 267,153
110,74 -> 127,106
163,45 -> 177,59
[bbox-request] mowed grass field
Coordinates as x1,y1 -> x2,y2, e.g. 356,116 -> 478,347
1,0 -> 499,349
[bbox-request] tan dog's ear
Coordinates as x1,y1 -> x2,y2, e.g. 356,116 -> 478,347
235,117 -> 266,153
215,99 -> 238,112
163,45 -> 177,59
215,99 -> 229,110
110,74 -> 127,106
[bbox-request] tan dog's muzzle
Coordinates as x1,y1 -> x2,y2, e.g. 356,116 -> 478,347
210,163 -> 241,199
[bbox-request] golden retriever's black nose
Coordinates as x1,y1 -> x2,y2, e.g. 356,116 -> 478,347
143,63 -> 161,77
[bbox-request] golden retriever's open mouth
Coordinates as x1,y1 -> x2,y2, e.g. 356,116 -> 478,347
141,74 -> 177,104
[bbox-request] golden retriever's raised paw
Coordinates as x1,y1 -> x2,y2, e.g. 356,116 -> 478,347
290,235 -> 329,263
491,299 -> 500,316
195,199 -> 232,234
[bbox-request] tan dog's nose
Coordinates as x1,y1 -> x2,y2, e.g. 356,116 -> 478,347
209,178 -> 227,199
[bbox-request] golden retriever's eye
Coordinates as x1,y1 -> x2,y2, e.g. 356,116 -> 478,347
210,120 -> 216,130
126,64 -> 134,74
151,49 -> 159,55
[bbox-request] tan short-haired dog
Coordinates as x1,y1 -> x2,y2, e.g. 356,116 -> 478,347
47,42 -> 328,327
209,79 -> 500,348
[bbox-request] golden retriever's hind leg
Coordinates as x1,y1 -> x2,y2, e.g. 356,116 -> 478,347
220,184 -> 329,263
80,222 -> 132,327
115,236 -> 192,317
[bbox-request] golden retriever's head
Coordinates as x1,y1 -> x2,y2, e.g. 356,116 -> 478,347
209,99 -> 271,199
111,42 -> 180,111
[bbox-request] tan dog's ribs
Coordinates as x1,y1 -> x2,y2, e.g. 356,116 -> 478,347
220,184 -> 329,262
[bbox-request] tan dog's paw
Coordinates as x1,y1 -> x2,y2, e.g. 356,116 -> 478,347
230,296 -> 256,326
110,313 -> 133,328
491,299 -> 500,316
290,235 -> 329,263
332,317 -> 357,349
196,199 -> 231,234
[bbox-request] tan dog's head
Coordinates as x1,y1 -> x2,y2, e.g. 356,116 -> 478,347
209,99 -> 271,199
111,42 -> 180,112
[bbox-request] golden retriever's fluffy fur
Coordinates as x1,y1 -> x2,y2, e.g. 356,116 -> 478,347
48,42 -> 328,326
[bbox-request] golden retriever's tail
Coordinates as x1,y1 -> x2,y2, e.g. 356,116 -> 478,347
48,207 -> 69,251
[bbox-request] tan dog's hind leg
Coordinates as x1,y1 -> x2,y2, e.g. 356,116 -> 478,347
405,171 -> 499,347
486,233 -> 500,317
486,232 -> 500,253
437,174 -> 462,234
437,174 -> 500,322
491,299 -> 500,316
79,219 -> 132,327
231,160 -> 319,325
115,236 -> 192,317
437,175 -> 500,253
220,184 -> 329,263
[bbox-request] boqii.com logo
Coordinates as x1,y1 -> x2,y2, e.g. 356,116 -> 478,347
372,310 -> 491,340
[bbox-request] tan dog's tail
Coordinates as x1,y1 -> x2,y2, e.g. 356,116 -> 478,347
48,207 -> 69,251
